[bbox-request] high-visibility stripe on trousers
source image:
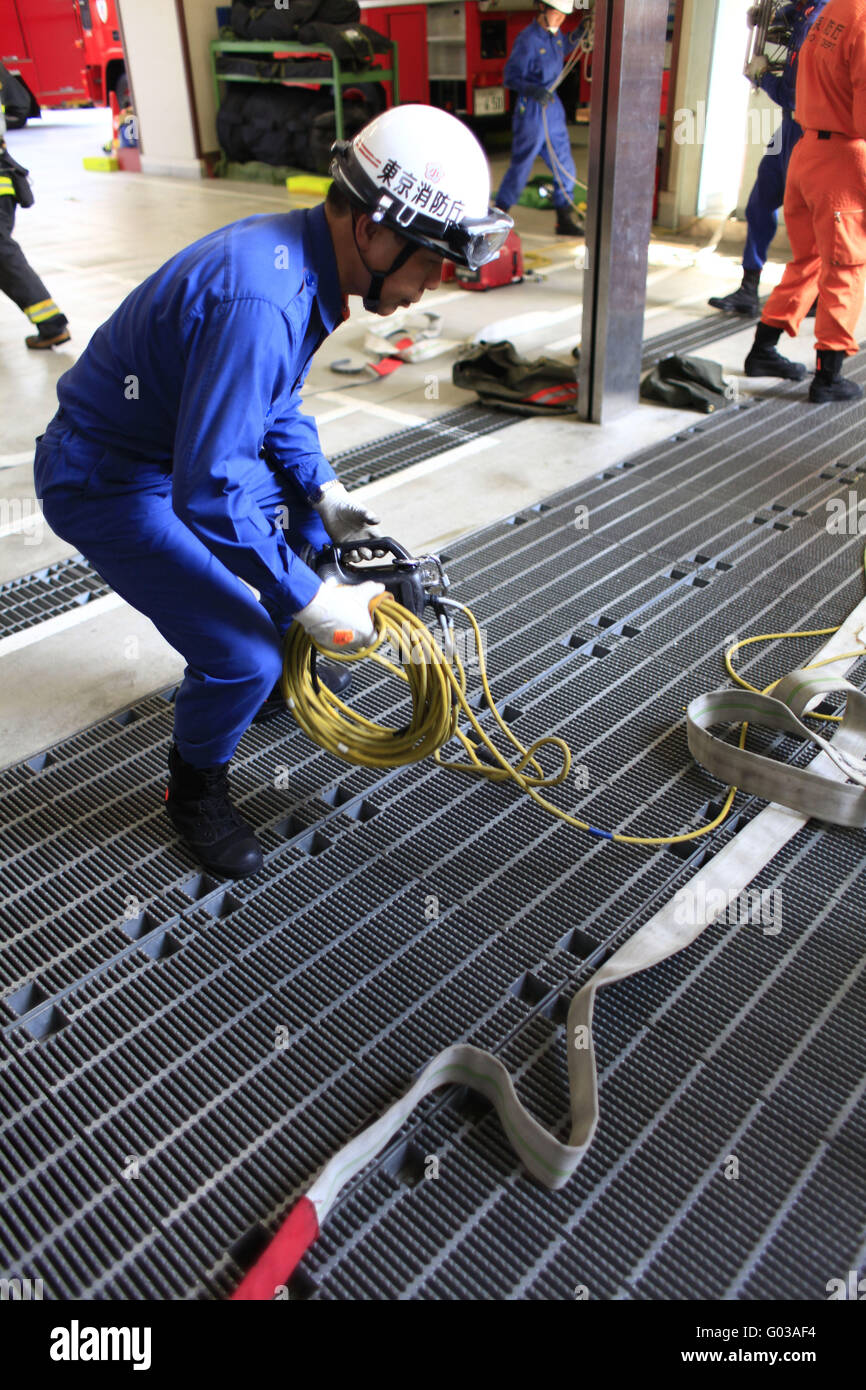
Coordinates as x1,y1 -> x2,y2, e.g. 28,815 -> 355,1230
24,296 -> 62,324
761,129 -> 866,355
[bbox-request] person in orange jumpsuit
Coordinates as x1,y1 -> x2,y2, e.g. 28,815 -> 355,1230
744,0 -> 866,402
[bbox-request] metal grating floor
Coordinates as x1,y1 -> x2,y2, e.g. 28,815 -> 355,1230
640,305 -> 764,372
3,368 -> 866,1300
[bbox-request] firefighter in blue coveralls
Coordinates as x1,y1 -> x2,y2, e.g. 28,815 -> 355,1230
708,0 -> 826,317
33,105 -> 512,880
494,0 -> 586,237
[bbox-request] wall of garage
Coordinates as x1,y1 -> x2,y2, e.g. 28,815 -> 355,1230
116,0 -> 202,175
180,0 -> 224,158
658,0 -> 784,232
117,0 -> 783,240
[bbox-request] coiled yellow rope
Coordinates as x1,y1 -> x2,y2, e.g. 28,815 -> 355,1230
282,561 -> 866,848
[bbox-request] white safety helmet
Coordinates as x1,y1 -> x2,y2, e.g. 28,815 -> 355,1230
330,104 -> 513,308
540,0 -> 575,13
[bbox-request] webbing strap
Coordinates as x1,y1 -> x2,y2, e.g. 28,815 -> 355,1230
298,615 -> 866,1224
230,595 -> 866,1295
687,671 -> 866,826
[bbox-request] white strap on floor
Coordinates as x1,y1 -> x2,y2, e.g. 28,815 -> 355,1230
687,670 -> 866,826
305,595 -> 866,1222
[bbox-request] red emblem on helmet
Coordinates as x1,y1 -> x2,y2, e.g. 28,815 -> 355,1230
425,163 -> 442,183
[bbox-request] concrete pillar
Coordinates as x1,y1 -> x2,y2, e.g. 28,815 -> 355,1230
578,0 -> 670,423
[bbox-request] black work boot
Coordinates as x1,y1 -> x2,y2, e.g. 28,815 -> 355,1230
555,206 -> 585,237
708,268 -> 761,316
26,315 -> 71,350
809,348 -> 864,403
253,665 -> 352,723
744,321 -> 808,380
165,743 -> 263,878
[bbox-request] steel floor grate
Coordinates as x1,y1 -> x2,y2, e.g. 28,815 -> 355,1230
640,306 -> 764,372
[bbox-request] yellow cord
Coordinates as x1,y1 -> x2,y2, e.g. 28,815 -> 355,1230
282,553 -> 866,849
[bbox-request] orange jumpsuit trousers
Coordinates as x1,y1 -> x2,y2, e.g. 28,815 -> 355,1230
762,128 -> 866,355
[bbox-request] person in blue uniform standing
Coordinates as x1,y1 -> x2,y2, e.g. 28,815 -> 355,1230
33,105 -> 512,880
709,0 -> 826,317
494,0 -> 586,237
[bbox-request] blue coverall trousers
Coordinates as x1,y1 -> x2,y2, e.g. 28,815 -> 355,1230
34,413 -> 329,769
743,116 -> 801,272
496,94 -> 576,211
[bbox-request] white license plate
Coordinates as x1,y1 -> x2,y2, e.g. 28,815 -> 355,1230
474,86 -> 505,116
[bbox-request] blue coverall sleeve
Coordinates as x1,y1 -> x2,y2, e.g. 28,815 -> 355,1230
758,68 -> 789,107
504,29 -> 537,97
263,396 -> 336,501
172,296 -> 322,618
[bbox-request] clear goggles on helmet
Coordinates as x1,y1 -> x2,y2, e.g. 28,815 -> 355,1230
440,213 -> 514,268
330,141 -> 514,269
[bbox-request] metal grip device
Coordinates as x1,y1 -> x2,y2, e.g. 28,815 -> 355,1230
307,537 -> 451,620
745,0 -> 793,76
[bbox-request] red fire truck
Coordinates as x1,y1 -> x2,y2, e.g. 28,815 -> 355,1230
0,0 -> 127,127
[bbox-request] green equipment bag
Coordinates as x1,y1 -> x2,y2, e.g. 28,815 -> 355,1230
452,340 -> 578,415
518,173 -> 588,211
640,353 -> 735,414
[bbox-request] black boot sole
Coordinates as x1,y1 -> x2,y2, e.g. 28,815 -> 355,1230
744,354 -> 807,382
253,665 -> 352,724
252,698 -> 289,725
808,380 -> 864,404
165,801 -> 263,879
708,297 -> 760,316
166,819 -> 264,878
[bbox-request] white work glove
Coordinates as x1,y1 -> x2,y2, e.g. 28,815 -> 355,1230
746,4 -> 762,28
745,54 -> 769,85
293,577 -> 385,654
311,479 -> 385,561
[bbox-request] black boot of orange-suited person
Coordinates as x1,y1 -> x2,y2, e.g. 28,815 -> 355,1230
809,348 -> 864,404
164,743 -> 263,878
744,321 -> 808,380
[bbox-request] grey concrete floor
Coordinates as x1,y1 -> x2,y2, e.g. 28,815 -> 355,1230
3,107 -> 863,770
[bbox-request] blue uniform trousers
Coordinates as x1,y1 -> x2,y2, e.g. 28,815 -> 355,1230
496,96 -> 576,211
34,413 -> 329,768
743,117 -> 802,272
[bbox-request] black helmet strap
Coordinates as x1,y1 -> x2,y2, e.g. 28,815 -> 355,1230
351,212 -> 418,312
